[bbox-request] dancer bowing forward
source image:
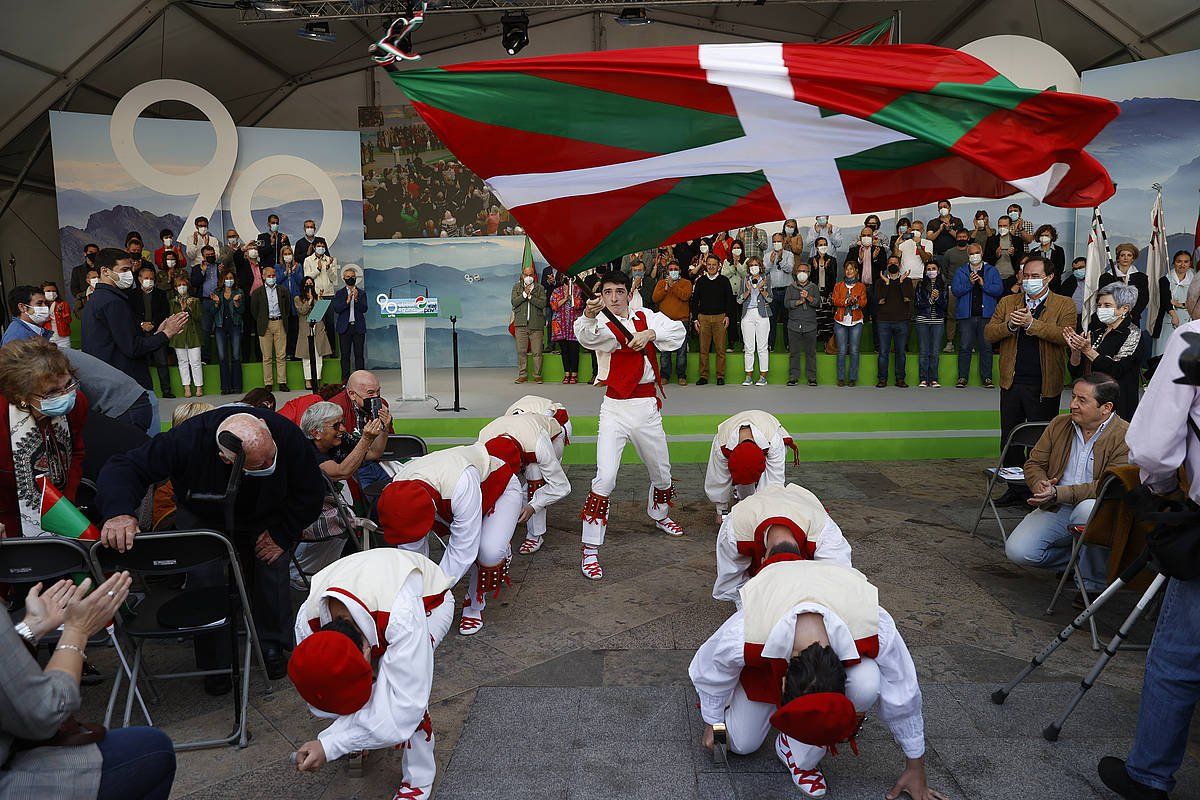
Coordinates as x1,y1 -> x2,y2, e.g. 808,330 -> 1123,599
574,270 -> 687,580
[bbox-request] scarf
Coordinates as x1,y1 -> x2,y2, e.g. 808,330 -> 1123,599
9,403 -> 72,537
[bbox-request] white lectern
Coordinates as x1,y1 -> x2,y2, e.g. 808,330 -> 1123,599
376,294 -> 439,401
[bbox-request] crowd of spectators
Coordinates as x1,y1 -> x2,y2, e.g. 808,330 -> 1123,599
363,155 -> 517,241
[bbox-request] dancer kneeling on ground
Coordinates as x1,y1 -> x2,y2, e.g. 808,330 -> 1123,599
705,410 -> 801,521
713,483 -> 852,605
690,555 -> 945,800
476,412 -> 571,556
378,443 -> 521,636
574,270 -> 687,580
289,549 -> 454,800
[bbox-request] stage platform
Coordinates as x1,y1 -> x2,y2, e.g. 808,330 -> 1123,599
158,357 -> 1045,463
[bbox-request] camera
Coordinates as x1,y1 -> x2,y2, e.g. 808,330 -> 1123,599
363,396 -> 383,419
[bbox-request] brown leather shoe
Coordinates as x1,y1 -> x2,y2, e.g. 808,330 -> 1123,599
514,376 -> 527,384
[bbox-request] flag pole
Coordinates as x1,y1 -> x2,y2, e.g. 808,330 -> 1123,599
894,9 -> 902,44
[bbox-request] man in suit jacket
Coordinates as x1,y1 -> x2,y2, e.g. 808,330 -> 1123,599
332,266 -> 368,378
132,264 -> 174,398
985,254 -> 1078,502
250,265 -> 292,392
256,212 -> 291,269
984,215 -> 1028,290
97,407 -> 323,687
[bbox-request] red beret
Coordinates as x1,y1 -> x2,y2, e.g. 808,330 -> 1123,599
288,631 -> 372,715
378,480 -> 436,545
770,692 -> 859,749
484,434 -> 523,476
552,408 -> 570,428
728,440 -> 767,486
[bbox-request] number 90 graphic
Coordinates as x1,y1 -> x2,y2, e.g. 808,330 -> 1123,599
109,79 -> 343,250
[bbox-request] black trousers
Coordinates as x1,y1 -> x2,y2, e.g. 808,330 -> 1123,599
559,340 -> 580,373
285,311 -> 299,358
147,349 -> 171,396
176,507 -> 293,669
339,325 -> 366,378
999,382 -> 1061,467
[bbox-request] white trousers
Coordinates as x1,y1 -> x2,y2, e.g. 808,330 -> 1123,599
50,333 -> 72,350
401,587 -> 453,794
174,346 -> 203,387
463,475 -> 523,617
741,314 -> 770,374
302,354 -> 324,381
725,658 -> 881,769
523,420 -> 569,542
583,396 -> 672,547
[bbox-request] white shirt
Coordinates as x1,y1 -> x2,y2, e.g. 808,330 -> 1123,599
266,285 -> 281,318
391,468 -> 483,586
704,424 -> 788,511
712,515 -> 853,604
688,603 -> 925,758
574,309 -> 687,385
898,237 -> 933,280
304,254 -> 341,297
295,572 -> 433,762
476,420 -> 571,513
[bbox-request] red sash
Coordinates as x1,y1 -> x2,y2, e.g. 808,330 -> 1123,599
603,311 -> 664,406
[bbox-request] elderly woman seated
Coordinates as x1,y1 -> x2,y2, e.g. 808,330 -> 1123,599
290,400 -> 384,587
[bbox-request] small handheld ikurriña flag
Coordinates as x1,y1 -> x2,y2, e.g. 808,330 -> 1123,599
38,476 -> 99,541
385,43 -> 1118,274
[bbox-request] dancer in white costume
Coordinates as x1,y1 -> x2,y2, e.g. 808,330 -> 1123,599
713,483 -> 852,605
689,555 -> 946,800
289,549 -> 455,800
704,409 -> 800,518
574,270 -> 687,580
505,394 -> 574,461
378,443 -> 522,636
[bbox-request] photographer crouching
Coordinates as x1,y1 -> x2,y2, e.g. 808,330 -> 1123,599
1099,283 -> 1200,800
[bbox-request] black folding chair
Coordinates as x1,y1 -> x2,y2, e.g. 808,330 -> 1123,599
970,421 -> 1050,542
0,536 -> 151,723
291,475 -> 365,589
90,530 -> 269,750
381,433 -> 427,462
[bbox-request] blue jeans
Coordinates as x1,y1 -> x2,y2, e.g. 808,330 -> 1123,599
876,320 -> 909,382
957,315 -> 993,381
834,323 -> 862,382
1003,500 -> 1108,591
916,322 -> 944,383
659,339 -> 688,381
215,326 -> 243,393
96,726 -> 176,800
1126,575 -> 1200,792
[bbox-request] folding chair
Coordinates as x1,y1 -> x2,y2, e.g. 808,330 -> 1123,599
970,421 -> 1050,542
0,536 -> 151,724
381,433 -> 427,462
291,475 -> 366,590
90,530 -> 270,750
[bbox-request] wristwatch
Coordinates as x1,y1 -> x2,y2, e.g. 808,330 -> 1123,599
14,621 -> 38,645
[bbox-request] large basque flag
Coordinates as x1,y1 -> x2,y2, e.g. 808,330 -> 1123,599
387,43 -> 1118,274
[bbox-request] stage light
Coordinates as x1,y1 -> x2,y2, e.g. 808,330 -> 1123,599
501,12 -> 529,56
297,21 -> 336,42
615,7 -> 652,26
252,1 -> 293,12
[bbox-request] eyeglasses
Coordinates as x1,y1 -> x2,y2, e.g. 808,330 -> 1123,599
34,379 -> 79,402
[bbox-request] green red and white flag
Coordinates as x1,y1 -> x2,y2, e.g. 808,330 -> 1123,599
821,17 -> 896,45
1146,188 -> 1167,329
38,476 -> 99,541
386,43 -> 1118,274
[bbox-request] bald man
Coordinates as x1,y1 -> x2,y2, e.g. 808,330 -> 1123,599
97,407 -> 324,692
327,369 -> 393,485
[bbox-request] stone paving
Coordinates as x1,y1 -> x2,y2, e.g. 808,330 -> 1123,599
76,459 -> 1200,799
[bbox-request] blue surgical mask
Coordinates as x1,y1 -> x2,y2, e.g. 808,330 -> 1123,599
1073,268 -> 1086,279
39,389 -> 77,417
269,223 -> 278,232
1096,307 -> 1118,325
1022,278 -> 1045,296
265,277 -> 277,287
244,450 -> 278,478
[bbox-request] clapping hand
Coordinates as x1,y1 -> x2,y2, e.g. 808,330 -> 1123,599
1028,479 -> 1058,508
22,579 -> 75,639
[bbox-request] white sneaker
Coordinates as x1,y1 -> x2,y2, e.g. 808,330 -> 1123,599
741,376 -> 753,386
755,377 -> 768,386
775,734 -> 827,798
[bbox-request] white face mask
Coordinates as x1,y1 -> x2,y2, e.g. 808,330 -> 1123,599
523,275 -> 535,286
1096,307 -> 1118,325
197,226 -> 208,236
1040,235 -> 1052,245
998,226 -> 1010,236
860,236 -> 873,247
163,237 -> 173,246
784,225 -> 796,235
44,291 -> 57,302
773,241 -> 783,252
88,277 -> 99,289
115,271 -> 135,290
176,285 -> 189,296
224,279 -> 235,288
699,244 -> 709,254
797,272 -> 809,283
1009,211 -> 1020,220
968,253 -> 982,265
731,248 -> 742,257
283,254 -> 294,263
315,247 -> 326,256
939,207 -> 950,217
26,305 -> 49,324
305,227 -> 316,237
141,278 -> 155,290
668,270 -> 680,280
165,258 -> 176,268
817,245 -> 828,255
749,265 -> 761,275
816,216 -> 828,225
247,249 -> 259,261
926,270 -> 939,279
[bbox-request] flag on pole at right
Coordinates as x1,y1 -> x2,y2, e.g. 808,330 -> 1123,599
1146,188 -> 1167,333
1083,208 -> 1108,322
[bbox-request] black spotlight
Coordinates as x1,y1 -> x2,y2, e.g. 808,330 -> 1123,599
501,12 -> 529,55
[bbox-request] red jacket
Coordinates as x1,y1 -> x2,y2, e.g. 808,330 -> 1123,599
46,300 -> 72,338
0,392 -> 89,538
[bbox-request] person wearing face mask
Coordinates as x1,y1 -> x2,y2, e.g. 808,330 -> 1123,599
186,215 -> 221,265
278,245 -> 305,361
807,215 -> 843,260
75,270 -> 100,319
765,233 -> 795,353
212,269 -> 246,394
294,278 -> 333,390
692,255 -> 736,386
69,243 -> 100,303
888,218 -> 910,253
550,272 -> 585,384
830,262 -> 867,386
98,408 -> 325,689
169,275 -> 204,398
952,244 -> 1003,389
627,258 -> 655,313
719,241 -> 747,352
738,257 -> 774,386
158,246 -> 182,292
304,237 -> 340,298
0,338 -> 89,539
783,263 -> 821,387
1098,243 -> 1151,326
334,267 -> 369,378
874,258 -> 915,388
914,260 -> 948,387
153,227 -> 187,275
651,261 -> 694,385
124,232 -> 152,268
2,285 -> 53,345
1006,203 -> 1035,244
985,215 -> 1026,291
81,250 -> 186,394
133,265 -> 175,399
1150,251 -> 1195,356
1065,283 -> 1143,421
256,213 -> 291,269
40,281 -> 73,350
970,212 -> 994,248
251,265 -> 293,393
925,200 -> 964,257
780,219 -> 804,260
809,237 -> 839,348
219,227 -> 248,278
190,245 -> 223,363
985,255 -> 1077,501
293,219 -> 320,265
510,265 -> 547,384
1032,224 -> 1066,279
941,232 -> 974,353
1054,256 -> 1089,313
895,222 -> 932,281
